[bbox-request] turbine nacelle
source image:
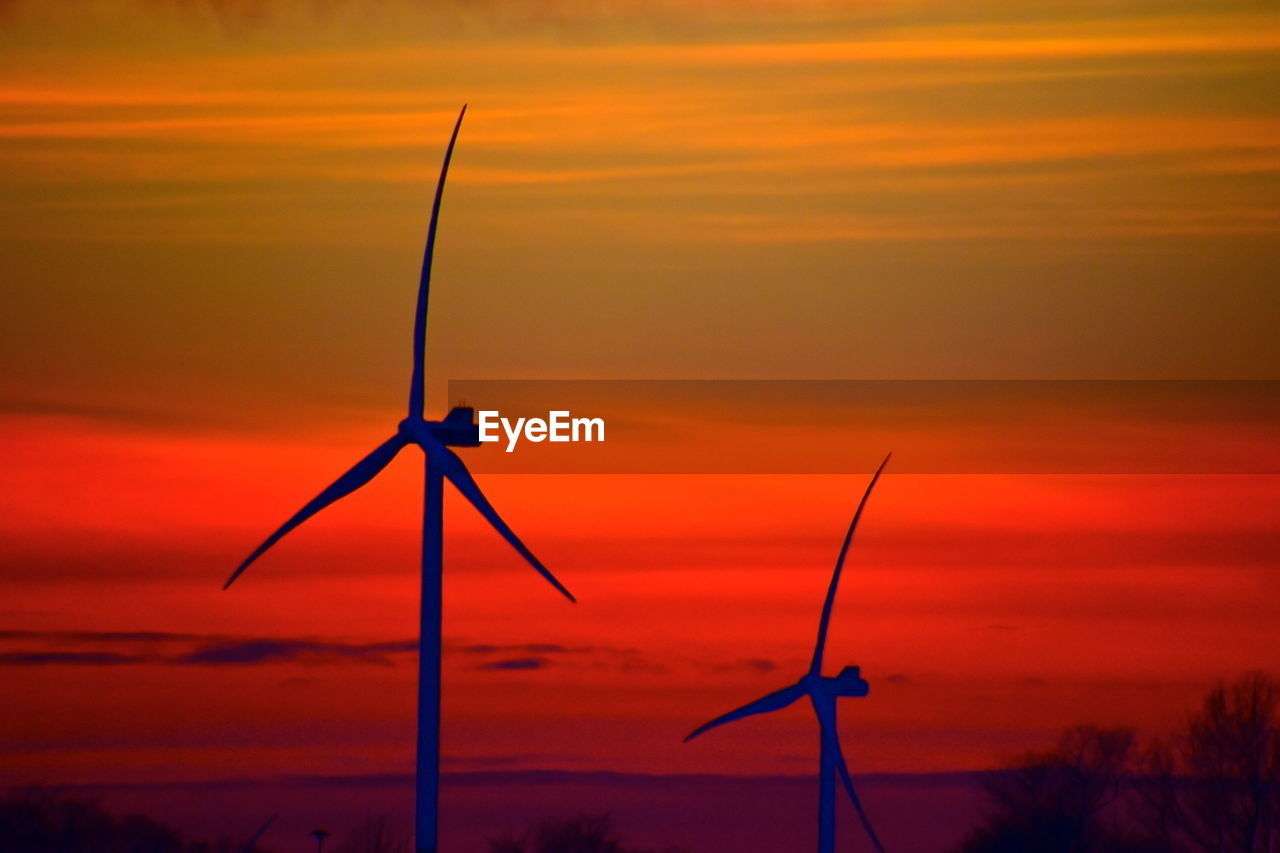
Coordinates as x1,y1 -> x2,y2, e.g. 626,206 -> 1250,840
399,406 -> 483,448
814,665 -> 870,699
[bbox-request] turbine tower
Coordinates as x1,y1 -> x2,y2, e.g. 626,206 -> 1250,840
685,454 -> 891,853
223,106 -> 575,853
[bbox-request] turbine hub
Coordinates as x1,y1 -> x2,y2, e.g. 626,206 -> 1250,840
398,416 -> 429,442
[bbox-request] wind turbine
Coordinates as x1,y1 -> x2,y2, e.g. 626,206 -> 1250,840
685,454 -> 891,853
241,813 -> 277,853
309,829 -> 330,853
223,105 -> 576,853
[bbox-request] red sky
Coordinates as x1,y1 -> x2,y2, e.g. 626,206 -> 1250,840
3,409 -> 1276,786
0,0 -> 1277,849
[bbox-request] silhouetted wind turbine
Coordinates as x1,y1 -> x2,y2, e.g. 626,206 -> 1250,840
241,813 -> 277,853
223,105 -> 575,853
685,454 -> 891,853
309,829 -> 329,853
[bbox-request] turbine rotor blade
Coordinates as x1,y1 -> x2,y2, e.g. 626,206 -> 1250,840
408,105 -> 467,420
224,435 -> 408,589
245,814 -> 278,852
832,729 -> 887,853
684,682 -> 805,742
425,441 -> 576,603
810,452 -> 891,675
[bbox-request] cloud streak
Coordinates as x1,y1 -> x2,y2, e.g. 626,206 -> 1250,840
478,657 -> 551,671
175,638 -> 418,666
448,640 -> 661,673
0,651 -> 146,665
0,630 -> 669,673
0,629 -> 418,668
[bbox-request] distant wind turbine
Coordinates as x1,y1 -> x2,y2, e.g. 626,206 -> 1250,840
241,813 -> 277,853
309,829 -> 330,853
685,454 -> 891,853
224,105 -> 575,853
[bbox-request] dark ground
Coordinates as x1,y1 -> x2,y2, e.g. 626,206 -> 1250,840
58,770 -> 984,853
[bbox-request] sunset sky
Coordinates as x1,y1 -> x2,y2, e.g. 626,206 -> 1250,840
1,0 -> 1277,850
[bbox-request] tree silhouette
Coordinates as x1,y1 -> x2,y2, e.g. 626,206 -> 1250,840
1140,671 -> 1280,852
486,814 -> 687,853
0,787 -> 273,853
953,725 -> 1152,852
488,814 -> 622,853
956,673 -> 1280,853
333,815 -> 410,853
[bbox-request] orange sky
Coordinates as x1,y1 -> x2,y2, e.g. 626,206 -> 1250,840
0,0 -> 1277,843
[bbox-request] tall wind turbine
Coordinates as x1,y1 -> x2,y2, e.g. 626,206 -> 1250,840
223,106 -> 575,853
685,454 -> 891,853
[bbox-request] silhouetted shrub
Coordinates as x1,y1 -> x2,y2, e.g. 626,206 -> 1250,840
1139,671 -> 1280,852
956,673 -> 1280,853
487,814 -> 687,853
0,787 -> 273,853
954,725 -> 1143,852
333,815 -> 410,853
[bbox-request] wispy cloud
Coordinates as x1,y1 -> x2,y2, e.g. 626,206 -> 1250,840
0,650 -> 146,665
478,657 -> 551,671
0,0 -> 987,32
706,657 -> 781,673
175,638 -> 417,665
446,640 -> 663,673
454,642 -> 587,656
0,630 -> 674,673
0,629 -> 418,667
